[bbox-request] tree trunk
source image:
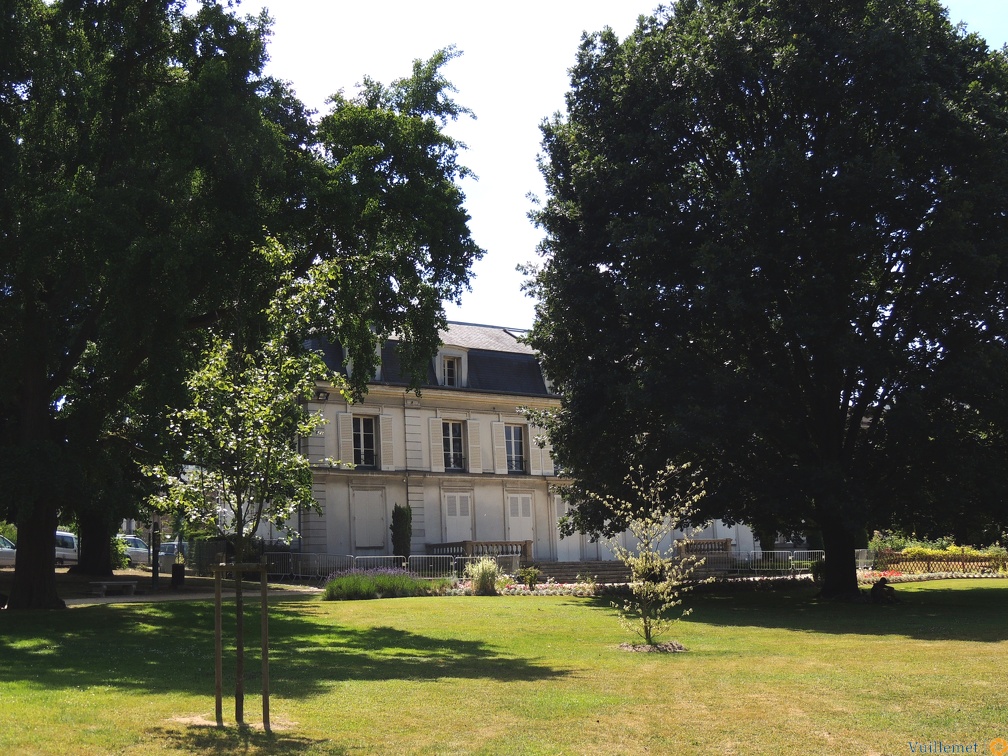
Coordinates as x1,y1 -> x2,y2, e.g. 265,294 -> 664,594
6,338 -> 64,610
7,502 -> 64,610
73,511 -> 114,577
234,535 -> 245,726
819,518 -> 861,600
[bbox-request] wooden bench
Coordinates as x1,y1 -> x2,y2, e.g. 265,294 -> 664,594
676,538 -> 735,575
675,538 -> 733,556
88,580 -> 138,597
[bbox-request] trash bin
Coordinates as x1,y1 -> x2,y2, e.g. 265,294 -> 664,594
171,562 -> 185,588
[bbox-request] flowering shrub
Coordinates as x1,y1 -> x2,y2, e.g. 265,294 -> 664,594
464,557 -> 503,595
446,578 -> 599,597
498,578 -> 598,597
857,568 -> 1007,585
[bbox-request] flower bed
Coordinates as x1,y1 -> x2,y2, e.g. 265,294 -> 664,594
857,569 -> 1008,585
446,577 -> 599,597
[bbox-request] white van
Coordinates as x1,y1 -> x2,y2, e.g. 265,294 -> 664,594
55,530 -> 79,566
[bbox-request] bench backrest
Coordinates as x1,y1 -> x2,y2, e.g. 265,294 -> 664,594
676,538 -> 733,555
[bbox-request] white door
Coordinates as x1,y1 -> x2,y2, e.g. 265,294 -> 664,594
507,493 -> 534,543
352,487 -> 386,550
554,496 -> 580,561
444,492 -> 472,542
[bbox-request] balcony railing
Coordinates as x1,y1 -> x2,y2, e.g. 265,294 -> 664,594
427,540 -> 532,562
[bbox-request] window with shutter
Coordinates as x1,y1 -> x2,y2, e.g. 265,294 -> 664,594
352,416 -> 376,467
443,421 -> 464,470
505,424 -> 526,473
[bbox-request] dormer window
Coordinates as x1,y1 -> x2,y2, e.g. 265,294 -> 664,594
443,356 -> 459,387
436,349 -> 467,387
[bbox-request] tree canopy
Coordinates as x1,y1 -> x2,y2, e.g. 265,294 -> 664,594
1,0 -> 481,608
526,0 -> 1008,597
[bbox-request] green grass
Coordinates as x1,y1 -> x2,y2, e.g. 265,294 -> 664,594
0,580 -> 1006,754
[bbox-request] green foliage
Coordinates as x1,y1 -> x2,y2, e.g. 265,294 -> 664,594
1,0 -> 481,609
810,559 -> 826,585
516,565 -> 541,589
390,503 -> 413,559
109,537 -> 128,570
312,45 -> 483,397
526,0 -> 1008,600
598,464 -> 708,646
146,258 -> 334,561
0,0 -> 312,607
0,522 -> 16,543
868,530 -> 954,553
574,573 -> 598,593
323,570 -> 448,600
464,557 -> 503,596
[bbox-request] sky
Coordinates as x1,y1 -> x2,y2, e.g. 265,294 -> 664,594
238,1 -> 1008,330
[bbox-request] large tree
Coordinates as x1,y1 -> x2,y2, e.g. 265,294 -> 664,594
527,0 -> 1008,598
1,0 -> 480,608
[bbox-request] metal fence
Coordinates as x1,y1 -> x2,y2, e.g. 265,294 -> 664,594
255,550 -> 830,583
693,550 -> 825,577
258,552 -> 522,584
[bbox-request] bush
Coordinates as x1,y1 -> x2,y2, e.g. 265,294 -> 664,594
464,557 -> 503,596
0,521 -> 16,543
390,503 -> 412,559
868,530 -> 954,553
516,565 -> 541,588
810,559 -> 825,584
323,568 -> 449,600
110,536 -> 128,569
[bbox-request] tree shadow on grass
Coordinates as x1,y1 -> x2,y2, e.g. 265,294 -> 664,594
147,722 -> 339,755
581,579 -> 1008,643
0,598 -> 567,696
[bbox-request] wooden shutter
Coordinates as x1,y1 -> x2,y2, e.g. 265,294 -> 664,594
379,415 -> 394,471
337,413 -> 354,468
491,422 -> 507,474
466,419 -> 481,473
529,426 -> 542,476
429,417 -> 445,473
542,441 -> 555,476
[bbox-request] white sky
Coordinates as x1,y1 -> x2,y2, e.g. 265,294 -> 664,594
240,1 -> 1008,330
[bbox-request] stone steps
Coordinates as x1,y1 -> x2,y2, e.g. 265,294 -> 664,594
533,560 -> 630,585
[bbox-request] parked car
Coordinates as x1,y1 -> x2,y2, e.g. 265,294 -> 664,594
158,540 -> 188,572
0,534 -> 15,567
117,534 -> 150,567
55,530 -> 79,566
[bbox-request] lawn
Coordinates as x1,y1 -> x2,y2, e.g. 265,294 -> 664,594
0,579 -> 1005,755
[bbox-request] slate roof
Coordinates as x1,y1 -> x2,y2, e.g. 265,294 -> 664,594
438,322 -> 534,355
315,322 -> 551,397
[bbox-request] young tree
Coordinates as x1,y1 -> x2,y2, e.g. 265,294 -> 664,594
149,243 -> 337,725
596,464 -> 706,648
527,0 -> 1008,598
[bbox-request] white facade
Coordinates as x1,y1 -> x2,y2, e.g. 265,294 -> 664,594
301,323 -> 755,562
